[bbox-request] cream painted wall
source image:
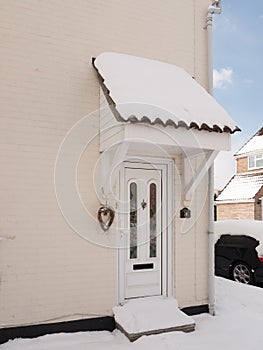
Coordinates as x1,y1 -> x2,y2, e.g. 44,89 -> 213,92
0,0 -> 211,326
174,154 -> 209,308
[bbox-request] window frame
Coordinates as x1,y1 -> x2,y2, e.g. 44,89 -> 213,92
248,154 -> 263,170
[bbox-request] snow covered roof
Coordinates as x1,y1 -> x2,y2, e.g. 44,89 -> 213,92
93,52 -> 240,134
216,172 -> 263,202
235,127 -> 263,156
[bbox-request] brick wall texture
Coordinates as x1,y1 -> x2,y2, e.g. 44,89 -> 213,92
255,187 -> 263,220
217,188 -> 263,221
218,155 -> 263,220
217,203 -> 255,221
236,157 -> 248,173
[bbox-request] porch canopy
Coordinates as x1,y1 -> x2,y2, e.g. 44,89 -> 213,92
93,52 -> 239,154
93,52 -> 240,198
93,52 -> 240,159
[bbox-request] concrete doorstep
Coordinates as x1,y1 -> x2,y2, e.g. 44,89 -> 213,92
113,296 -> 196,342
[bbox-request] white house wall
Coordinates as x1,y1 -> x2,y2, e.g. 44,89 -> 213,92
173,154 -> 209,308
0,0 -> 211,327
99,88 -> 122,152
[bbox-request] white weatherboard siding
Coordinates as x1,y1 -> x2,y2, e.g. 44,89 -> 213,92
0,0 -> 212,328
94,52 -> 239,133
174,154 -> 210,307
216,173 -> 263,202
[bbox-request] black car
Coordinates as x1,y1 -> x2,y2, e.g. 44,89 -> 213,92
215,234 -> 263,285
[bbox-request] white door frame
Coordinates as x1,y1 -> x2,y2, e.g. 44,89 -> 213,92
117,157 -> 174,304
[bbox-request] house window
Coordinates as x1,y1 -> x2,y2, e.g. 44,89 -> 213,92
248,154 -> 263,169
129,182 -> 137,259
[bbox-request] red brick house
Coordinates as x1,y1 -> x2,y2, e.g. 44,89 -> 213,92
216,127 -> 263,220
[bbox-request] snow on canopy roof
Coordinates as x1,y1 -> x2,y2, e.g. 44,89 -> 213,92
235,127 -> 263,156
216,172 -> 263,202
93,52 -> 240,134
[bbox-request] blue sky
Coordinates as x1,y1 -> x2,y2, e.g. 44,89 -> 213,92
213,1 -> 263,188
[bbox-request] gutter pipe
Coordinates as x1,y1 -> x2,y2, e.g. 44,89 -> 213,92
206,0 -> 222,316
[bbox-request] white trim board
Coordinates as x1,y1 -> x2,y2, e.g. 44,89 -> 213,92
100,122 -> 232,154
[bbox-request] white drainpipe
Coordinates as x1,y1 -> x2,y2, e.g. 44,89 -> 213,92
206,0 -> 222,316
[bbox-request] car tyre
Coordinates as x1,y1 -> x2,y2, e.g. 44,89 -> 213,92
232,262 -> 254,285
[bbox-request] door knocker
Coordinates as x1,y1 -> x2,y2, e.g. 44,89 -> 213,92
98,205 -> 115,232
141,199 -> 147,210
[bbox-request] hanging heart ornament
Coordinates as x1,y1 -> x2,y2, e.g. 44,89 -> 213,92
97,205 -> 115,232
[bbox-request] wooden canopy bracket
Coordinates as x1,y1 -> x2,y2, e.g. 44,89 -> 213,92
184,150 -> 219,199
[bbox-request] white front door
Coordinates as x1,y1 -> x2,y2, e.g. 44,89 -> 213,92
122,165 -> 163,299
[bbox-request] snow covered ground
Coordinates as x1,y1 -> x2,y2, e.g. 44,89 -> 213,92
1,277 -> 263,350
